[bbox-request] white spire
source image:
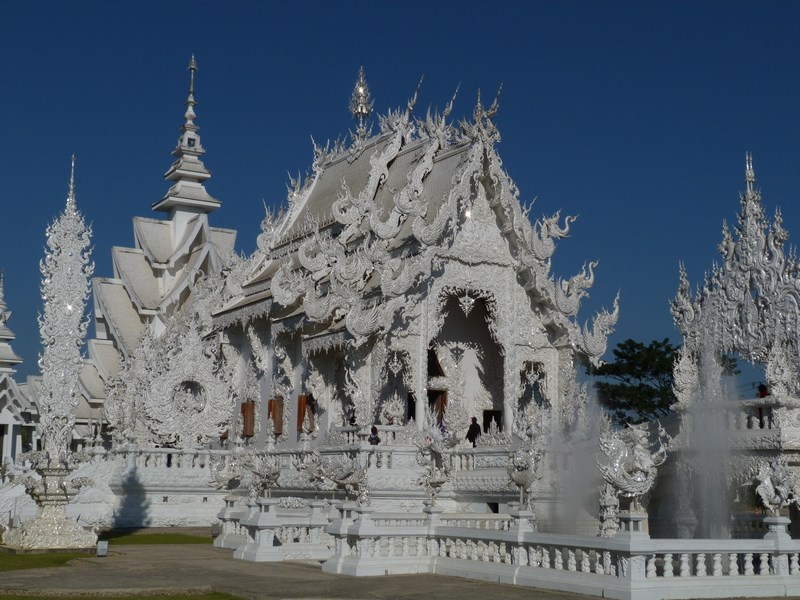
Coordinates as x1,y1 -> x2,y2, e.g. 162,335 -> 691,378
153,55 -> 220,214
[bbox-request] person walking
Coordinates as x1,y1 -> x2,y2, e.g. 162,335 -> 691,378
466,417 -> 481,447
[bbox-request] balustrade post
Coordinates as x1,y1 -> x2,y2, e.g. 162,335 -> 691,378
728,553 -> 738,576
508,501 -> 535,537
763,515 -> 792,575
663,553 -> 673,577
616,510 -> 649,538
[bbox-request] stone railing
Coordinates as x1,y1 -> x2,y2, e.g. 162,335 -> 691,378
214,494 -> 249,550
226,497 -> 800,600
438,513 -> 512,530
95,446 -> 231,472
233,497 -> 332,561
316,508 -> 800,600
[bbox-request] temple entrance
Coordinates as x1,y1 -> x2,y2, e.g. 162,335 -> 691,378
429,292 -> 504,432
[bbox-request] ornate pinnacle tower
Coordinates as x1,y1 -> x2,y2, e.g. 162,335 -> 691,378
4,156 -> 97,549
38,155 -> 95,463
153,55 -> 220,215
349,66 -> 373,139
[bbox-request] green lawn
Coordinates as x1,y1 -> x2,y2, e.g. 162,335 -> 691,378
0,552 -> 85,572
98,531 -> 212,545
0,594 -> 241,600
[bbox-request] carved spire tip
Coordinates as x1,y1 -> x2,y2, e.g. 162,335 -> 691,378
68,153 -> 76,206
745,151 -> 756,193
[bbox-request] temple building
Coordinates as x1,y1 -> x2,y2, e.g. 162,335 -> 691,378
0,274 -> 37,463
8,59 -> 619,525
209,71 -> 618,449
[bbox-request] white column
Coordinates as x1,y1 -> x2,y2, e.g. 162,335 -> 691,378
415,301 -> 428,430
1,425 -> 10,461
14,425 -> 22,460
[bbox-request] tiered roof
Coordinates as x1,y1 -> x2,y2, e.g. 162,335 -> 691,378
214,72 -> 618,364
0,274 -> 35,427
81,57 -> 236,406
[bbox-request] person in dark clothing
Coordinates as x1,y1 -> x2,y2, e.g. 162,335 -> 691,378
368,425 -> 381,445
466,417 -> 481,447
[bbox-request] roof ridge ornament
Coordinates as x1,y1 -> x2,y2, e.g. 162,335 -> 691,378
349,66 -> 373,140
487,83 -> 502,119
444,83 -> 460,119
467,85 -> 502,144
406,75 -> 424,117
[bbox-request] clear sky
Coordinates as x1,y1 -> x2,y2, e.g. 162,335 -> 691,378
1,1 -> 799,380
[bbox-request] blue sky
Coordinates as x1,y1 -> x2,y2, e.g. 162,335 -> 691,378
1,1 -> 799,380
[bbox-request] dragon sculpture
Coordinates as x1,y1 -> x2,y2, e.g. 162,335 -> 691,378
597,422 -> 669,510
755,459 -> 799,516
301,450 -> 370,505
507,437 -> 543,519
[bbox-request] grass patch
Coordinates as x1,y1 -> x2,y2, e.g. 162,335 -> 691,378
0,594 -> 241,600
98,532 -> 212,545
0,552 -> 85,572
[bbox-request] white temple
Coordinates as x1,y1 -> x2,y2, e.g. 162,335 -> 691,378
11,58 -> 800,599
0,59 -> 616,532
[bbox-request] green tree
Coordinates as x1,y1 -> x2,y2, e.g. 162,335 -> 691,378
590,338 -> 678,424
589,338 -> 739,424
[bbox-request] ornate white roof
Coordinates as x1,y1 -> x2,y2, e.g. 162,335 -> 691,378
214,83 -> 618,365
87,339 -> 120,380
111,247 -> 160,310
93,278 -> 147,354
133,217 -> 173,264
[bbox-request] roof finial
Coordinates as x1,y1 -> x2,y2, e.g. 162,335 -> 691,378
67,153 -> 76,208
473,88 -> 485,121
349,66 -> 373,138
745,151 -> 756,195
188,54 -> 197,96
0,269 -> 5,305
407,75 -> 424,116
443,83 -> 460,119
487,83 -> 503,118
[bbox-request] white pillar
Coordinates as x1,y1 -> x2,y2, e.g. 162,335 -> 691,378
1,425 -> 10,461
415,307 -> 427,431
13,426 -> 22,460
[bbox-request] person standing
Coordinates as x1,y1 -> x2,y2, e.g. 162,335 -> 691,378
466,417 -> 481,447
